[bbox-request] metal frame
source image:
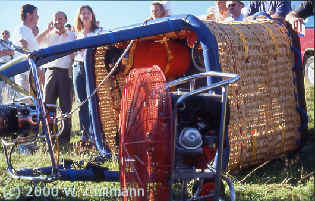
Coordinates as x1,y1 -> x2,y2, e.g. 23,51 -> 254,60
167,71 -> 239,201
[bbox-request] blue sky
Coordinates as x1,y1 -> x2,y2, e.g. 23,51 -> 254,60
0,1 -> 311,38
0,1 -> 216,35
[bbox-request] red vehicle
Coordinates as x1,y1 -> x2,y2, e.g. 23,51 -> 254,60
300,16 -> 314,85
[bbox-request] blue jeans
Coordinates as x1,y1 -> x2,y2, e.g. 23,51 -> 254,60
72,62 -> 93,141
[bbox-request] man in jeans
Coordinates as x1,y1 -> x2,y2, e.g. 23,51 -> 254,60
38,11 -> 75,145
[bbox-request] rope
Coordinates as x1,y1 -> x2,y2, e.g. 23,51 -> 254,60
61,39 -> 135,120
227,24 -> 249,61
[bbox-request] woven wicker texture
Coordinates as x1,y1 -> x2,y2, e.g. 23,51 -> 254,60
94,46 -> 126,156
202,20 -> 301,169
92,20 -> 301,169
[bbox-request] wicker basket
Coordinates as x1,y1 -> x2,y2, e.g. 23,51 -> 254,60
92,20 -> 302,169
202,20 -> 301,169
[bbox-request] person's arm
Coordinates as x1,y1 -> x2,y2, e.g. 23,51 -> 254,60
36,21 -> 54,44
295,0 -> 313,19
285,1 -> 313,33
0,49 -> 14,57
271,1 -> 291,19
247,2 -> 258,17
245,2 -> 259,20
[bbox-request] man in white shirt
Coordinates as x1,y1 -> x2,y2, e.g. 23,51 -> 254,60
225,1 -> 246,22
0,30 -> 14,64
13,4 -> 40,94
0,30 -> 15,104
38,11 -> 75,145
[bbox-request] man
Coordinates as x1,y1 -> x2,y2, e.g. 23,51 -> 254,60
38,11 -> 75,145
13,4 -> 40,94
0,30 -> 14,104
286,0 -> 314,33
225,1 -> 245,21
244,1 -> 291,20
0,30 -> 14,64
149,1 -> 169,20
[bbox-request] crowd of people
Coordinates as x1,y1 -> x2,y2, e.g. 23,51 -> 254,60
0,1 -> 313,149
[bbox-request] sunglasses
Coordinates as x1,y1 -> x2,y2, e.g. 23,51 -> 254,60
227,3 -> 236,8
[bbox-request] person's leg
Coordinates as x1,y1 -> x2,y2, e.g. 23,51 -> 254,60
43,69 -> 58,142
44,69 -> 57,105
14,71 -> 30,100
72,62 -> 91,140
56,70 -> 72,144
0,81 -> 4,104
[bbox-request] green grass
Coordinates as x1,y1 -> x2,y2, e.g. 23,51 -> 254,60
0,83 -> 314,201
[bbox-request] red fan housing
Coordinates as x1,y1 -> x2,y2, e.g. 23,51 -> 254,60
120,65 -> 174,201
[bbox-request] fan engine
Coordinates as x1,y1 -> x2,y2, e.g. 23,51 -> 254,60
0,103 -> 39,138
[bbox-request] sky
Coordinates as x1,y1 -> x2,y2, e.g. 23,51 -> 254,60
0,1 -> 311,39
0,1 -> 216,35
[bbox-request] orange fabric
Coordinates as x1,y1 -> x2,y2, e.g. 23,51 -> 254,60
186,32 -> 199,48
132,40 -> 190,78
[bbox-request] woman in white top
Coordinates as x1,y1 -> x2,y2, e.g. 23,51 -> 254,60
73,5 -> 102,144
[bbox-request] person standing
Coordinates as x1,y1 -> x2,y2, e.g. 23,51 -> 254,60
38,11 -> 75,145
244,1 -> 291,20
0,30 -> 14,65
0,30 -> 14,62
149,1 -> 169,20
225,1 -> 245,21
205,1 -> 229,22
0,30 -> 15,104
13,4 -> 40,94
73,5 -> 103,143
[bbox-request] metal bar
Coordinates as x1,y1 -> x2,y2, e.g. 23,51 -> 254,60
0,73 -> 29,96
175,78 -> 238,106
189,79 -> 195,92
15,167 -> 120,182
221,174 -> 236,201
215,86 -> 228,201
28,58 -> 57,172
166,71 -> 239,89
37,104 -> 64,138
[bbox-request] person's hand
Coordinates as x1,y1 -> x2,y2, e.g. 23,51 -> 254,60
292,17 -> 304,33
47,21 -> 54,32
19,39 -> 28,49
7,49 -> 14,56
286,12 -> 304,33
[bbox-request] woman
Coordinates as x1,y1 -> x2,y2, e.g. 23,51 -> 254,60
73,5 -> 102,144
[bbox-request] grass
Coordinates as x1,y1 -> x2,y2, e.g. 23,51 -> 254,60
0,82 -> 314,201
